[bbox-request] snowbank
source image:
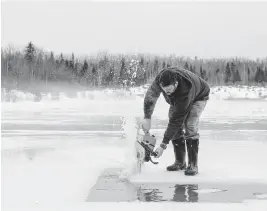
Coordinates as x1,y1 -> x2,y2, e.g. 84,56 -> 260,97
209,86 -> 267,100
2,85 -> 267,102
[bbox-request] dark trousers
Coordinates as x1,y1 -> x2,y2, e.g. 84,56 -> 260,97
169,100 -> 207,140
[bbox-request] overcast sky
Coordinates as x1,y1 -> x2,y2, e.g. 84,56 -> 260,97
2,1 -> 267,59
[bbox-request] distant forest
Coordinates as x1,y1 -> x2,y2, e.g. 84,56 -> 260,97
2,42 -> 267,90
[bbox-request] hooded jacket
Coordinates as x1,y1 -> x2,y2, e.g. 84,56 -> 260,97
143,66 -> 210,144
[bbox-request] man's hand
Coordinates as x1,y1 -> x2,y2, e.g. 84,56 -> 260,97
154,143 -> 167,158
141,118 -> 151,133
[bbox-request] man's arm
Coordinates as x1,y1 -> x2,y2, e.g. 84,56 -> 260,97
144,79 -> 162,119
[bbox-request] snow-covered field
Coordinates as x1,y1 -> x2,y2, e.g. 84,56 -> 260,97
2,85 -> 267,102
1,85 -> 267,211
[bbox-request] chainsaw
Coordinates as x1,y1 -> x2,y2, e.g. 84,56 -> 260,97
135,127 -> 159,173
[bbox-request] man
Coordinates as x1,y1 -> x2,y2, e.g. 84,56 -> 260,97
141,66 -> 210,176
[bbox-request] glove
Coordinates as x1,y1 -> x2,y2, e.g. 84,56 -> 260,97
141,118 -> 151,133
154,143 -> 167,158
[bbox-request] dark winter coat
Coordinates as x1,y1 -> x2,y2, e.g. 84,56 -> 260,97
143,66 -> 210,144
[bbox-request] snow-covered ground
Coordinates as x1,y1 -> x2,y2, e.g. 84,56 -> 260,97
2,85 -> 267,102
1,85 -> 267,211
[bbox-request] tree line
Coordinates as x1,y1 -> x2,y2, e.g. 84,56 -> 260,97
2,42 -> 267,90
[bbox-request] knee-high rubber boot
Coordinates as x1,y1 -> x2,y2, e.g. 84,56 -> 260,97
185,139 -> 199,176
166,138 -> 186,171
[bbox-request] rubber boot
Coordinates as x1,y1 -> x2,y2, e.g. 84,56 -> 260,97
185,139 -> 199,176
166,138 -> 186,171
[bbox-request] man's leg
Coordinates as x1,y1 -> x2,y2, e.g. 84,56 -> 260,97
166,106 -> 186,171
184,100 -> 207,176
166,136 -> 186,171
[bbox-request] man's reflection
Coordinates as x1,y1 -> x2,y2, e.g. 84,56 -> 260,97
137,184 -> 198,202
172,184 -> 198,202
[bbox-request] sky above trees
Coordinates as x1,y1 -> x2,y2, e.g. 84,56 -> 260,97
2,1 -> 267,59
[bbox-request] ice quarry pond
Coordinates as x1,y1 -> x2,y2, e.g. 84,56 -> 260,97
1,86 -> 267,211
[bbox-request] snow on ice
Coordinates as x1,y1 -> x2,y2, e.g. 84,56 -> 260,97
1,85 -> 267,211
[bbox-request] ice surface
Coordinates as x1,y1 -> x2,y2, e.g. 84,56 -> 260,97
1,85 -> 267,210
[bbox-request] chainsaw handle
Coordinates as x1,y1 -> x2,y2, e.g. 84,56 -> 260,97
149,156 -> 159,164
137,141 -> 159,165
151,151 -> 158,157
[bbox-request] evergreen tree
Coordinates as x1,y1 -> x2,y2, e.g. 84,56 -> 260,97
99,54 -> 109,86
65,60 -> 69,68
139,56 -> 145,67
36,52 -> 44,78
224,62 -> 231,83
162,61 -> 166,68
59,53 -> 64,65
230,62 -> 241,83
153,58 -> 159,76
119,57 -> 127,86
71,52 -> 75,62
24,41 -> 36,79
24,41 -> 36,64
73,59 -> 79,75
189,64 -> 196,73
80,60 -> 88,77
92,64 -> 98,86
107,65 -> 115,85
200,65 -> 206,79
136,56 -> 146,85
69,60 -> 74,69
193,65 -> 196,74
189,64 -> 193,72
247,67 -> 251,82
69,53 -> 75,69
184,62 -> 189,70
234,68 -> 241,83
255,66 -> 264,83
49,52 -> 55,64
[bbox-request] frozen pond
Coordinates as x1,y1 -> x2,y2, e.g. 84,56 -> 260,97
1,92 -> 267,210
